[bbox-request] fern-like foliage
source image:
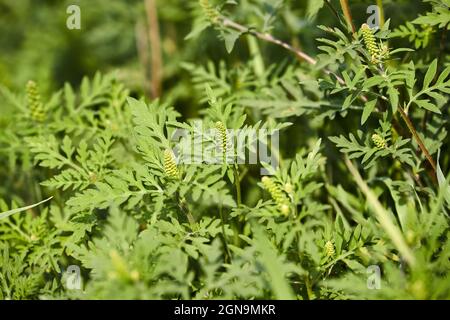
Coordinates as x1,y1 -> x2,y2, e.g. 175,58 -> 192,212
0,0 -> 449,301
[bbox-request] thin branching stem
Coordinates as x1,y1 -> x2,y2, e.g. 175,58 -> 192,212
145,0 -> 163,98
398,106 -> 437,176
178,193 -> 196,229
233,163 -> 242,206
218,8 -> 438,179
220,17 -> 316,65
324,0 -> 342,25
219,16 -> 347,87
219,204 -> 232,263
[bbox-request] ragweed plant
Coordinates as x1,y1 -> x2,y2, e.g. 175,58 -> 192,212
0,0 -> 449,301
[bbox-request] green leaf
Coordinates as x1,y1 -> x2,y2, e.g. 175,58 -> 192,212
436,150 -> 450,206
223,30 -> 241,53
252,226 -> 296,300
405,61 -> 416,96
423,59 -> 437,90
361,99 -> 377,125
306,0 -> 325,18
387,87 -> 399,113
436,66 -> 450,85
364,76 -> 384,89
0,197 -> 53,220
415,99 -> 441,114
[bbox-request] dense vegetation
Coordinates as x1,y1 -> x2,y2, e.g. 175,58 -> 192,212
0,0 -> 449,300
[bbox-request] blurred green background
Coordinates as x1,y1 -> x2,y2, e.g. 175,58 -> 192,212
0,0 -> 430,116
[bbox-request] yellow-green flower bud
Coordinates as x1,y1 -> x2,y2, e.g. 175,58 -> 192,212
261,176 -> 290,215
361,24 -> 380,64
325,240 -> 335,257
215,121 -> 227,163
378,43 -> 390,61
164,149 -> 179,179
372,133 -> 387,149
26,80 -> 46,122
199,0 -> 219,24
280,204 -> 290,216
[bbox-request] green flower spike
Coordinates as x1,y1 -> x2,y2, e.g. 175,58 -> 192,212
215,121 -> 227,163
164,149 -> 179,179
199,0 -> 220,24
361,24 -> 380,64
325,240 -> 335,258
372,133 -> 387,149
26,80 -> 46,122
261,176 -> 290,216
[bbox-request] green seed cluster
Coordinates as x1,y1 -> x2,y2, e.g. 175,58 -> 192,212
372,133 -> 387,149
361,24 -> 381,64
215,121 -> 227,162
261,176 -> 290,216
325,240 -> 335,257
164,149 -> 179,179
199,0 -> 219,24
378,43 -> 390,61
26,80 -> 46,122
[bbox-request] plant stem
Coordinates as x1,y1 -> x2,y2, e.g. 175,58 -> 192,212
233,164 -> 242,206
135,20 -> 151,97
218,16 -> 352,91
218,12 -> 437,180
339,0 -> 356,34
220,16 -> 317,65
344,156 -> 416,267
376,0 -> 385,27
398,106 -> 437,178
178,194 -> 196,229
438,23 -> 449,66
144,0 -> 163,98
324,0 -> 343,25
305,275 -> 315,300
219,204 -> 232,263
247,36 -> 265,78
